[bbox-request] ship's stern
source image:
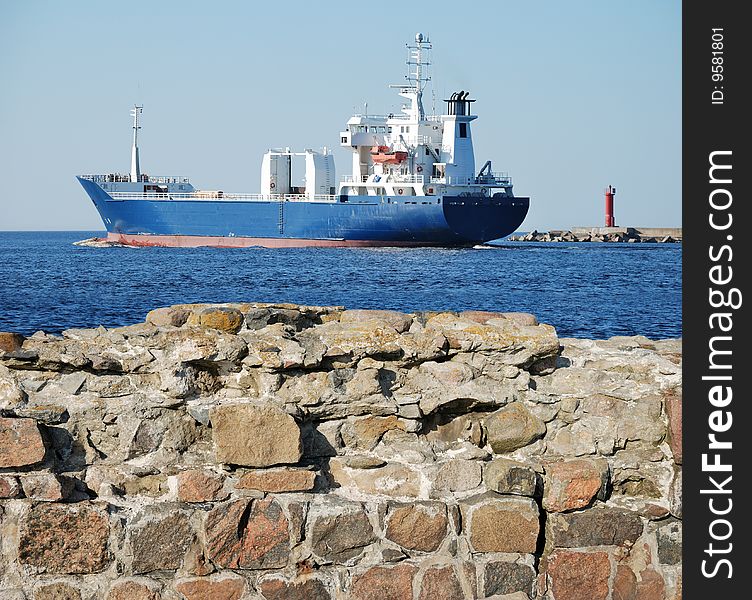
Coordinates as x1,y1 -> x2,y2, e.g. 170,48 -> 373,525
441,194 -> 530,243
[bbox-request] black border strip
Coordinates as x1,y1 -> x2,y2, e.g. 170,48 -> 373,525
683,1 -> 750,596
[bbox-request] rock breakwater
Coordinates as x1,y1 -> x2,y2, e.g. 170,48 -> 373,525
0,303 -> 682,599
508,228 -> 681,243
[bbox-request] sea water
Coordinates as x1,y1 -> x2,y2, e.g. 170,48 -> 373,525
0,232 -> 681,339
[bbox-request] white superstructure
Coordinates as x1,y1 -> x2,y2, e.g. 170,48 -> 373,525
338,33 -> 512,198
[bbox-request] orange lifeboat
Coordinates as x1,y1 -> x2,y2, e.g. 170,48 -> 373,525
370,145 -> 408,165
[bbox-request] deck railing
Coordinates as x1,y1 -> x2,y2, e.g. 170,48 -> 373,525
107,192 -> 337,203
80,174 -> 191,184
341,174 -> 425,185
429,173 -> 512,186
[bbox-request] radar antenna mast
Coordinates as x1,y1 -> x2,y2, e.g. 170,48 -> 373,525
406,33 -> 431,119
130,104 -> 143,183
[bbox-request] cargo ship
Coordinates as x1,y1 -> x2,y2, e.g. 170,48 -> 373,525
77,34 -> 529,248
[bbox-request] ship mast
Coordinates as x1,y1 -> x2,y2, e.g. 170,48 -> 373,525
130,104 -> 143,183
406,33 -> 431,120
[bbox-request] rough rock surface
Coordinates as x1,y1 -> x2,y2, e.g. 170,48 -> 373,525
0,303 -> 681,599
0,417 -> 46,467
210,403 -> 302,467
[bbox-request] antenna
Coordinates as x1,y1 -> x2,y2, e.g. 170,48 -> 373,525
406,33 -> 432,93
405,33 -> 432,120
130,104 -> 143,183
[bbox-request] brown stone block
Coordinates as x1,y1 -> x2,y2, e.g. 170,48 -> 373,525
21,473 -> 76,501
464,494 -> 540,554
548,507 -> 644,548
177,469 -> 227,502
613,565 -> 638,600
34,582 -> 82,600
236,467 -> 316,493
309,500 -> 376,563
210,404 -> 302,467
187,306 -> 244,333
483,403 -> 546,454
106,580 -> 161,600
0,416 -> 46,468
258,576 -> 332,600
350,564 -> 418,600
385,501 -> 448,552
417,564 -> 474,600
484,458 -> 539,497
0,332 -> 24,352
542,458 -> 609,512
175,575 -> 246,600
205,498 -> 290,569
18,502 -> 111,574
483,561 -> 536,597
129,507 -> 196,573
548,550 -> 611,600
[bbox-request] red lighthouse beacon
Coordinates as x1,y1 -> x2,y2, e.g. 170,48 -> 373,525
605,185 -> 616,227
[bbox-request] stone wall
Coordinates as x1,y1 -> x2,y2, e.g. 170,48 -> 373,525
0,303 -> 682,600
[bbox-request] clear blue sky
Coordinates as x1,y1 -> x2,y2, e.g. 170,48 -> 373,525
0,0 -> 680,231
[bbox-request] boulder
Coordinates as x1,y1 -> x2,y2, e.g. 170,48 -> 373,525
424,313 -> 559,368
20,473 -> 76,501
664,388 -> 682,464
0,474 -> 21,498
0,364 -> 27,408
186,306 -> 244,333
430,459 -> 483,495
145,305 -> 191,328
484,403 -> 546,453
0,332 -> 24,353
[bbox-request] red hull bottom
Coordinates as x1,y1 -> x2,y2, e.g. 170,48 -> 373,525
105,232 -> 452,248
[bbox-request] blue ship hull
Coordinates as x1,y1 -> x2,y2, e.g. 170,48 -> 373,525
78,177 -> 529,247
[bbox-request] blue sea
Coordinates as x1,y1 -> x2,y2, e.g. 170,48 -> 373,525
0,232 -> 681,339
